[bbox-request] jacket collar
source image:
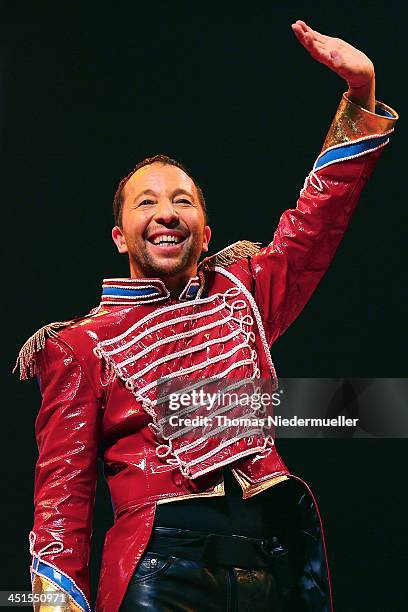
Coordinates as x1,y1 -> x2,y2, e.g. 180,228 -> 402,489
100,276 -> 202,306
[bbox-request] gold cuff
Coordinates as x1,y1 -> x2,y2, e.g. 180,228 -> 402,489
322,93 -> 399,152
32,574 -> 84,612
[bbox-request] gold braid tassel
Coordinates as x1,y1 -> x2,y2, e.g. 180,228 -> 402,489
199,240 -> 262,271
13,320 -> 76,380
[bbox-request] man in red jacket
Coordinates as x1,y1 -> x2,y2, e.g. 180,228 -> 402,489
16,21 -> 398,612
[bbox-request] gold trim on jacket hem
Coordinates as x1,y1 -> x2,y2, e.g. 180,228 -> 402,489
231,468 -> 289,499
156,481 -> 225,505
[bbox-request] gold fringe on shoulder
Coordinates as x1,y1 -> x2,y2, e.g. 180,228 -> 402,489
13,319 -> 76,380
199,240 -> 262,271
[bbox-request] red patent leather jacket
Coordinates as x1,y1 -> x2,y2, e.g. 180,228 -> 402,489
17,95 -> 397,611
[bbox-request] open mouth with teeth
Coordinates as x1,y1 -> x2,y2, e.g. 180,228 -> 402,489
148,234 -> 186,248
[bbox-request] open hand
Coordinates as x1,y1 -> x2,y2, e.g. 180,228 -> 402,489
292,20 -> 375,95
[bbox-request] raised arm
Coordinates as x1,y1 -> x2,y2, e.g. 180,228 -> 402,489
251,22 -> 398,347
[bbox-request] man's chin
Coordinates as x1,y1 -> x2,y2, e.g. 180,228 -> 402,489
131,247 -> 200,280
140,257 -> 190,279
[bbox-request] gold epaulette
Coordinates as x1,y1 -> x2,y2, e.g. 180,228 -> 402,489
13,319 -> 79,381
199,240 -> 261,272
14,305 -> 111,380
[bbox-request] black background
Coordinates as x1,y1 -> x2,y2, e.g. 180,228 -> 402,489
2,1 -> 407,610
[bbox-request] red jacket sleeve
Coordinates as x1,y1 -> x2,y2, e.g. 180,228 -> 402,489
29,336 -> 102,612
250,94 -> 398,347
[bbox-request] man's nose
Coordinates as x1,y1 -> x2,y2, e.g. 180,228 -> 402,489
154,199 -> 179,225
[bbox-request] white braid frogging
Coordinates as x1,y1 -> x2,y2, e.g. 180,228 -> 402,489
94,274 -> 277,478
300,170 -> 329,197
214,266 -> 278,387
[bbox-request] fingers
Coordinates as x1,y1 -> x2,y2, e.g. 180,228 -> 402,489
292,20 -> 329,44
292,20 -> 334,65
291,23 -> 309,48
292,20 -> 308,34
299,20 -> 327,41
292,28 -> 333,68
291,22 -> 315,49
292,26 -> 325,53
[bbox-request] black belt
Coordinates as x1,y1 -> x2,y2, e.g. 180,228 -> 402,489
146,526 -> 289,571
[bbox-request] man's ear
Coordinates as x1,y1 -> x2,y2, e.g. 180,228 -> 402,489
112,226 -> 128,254
201,225 -> 212,254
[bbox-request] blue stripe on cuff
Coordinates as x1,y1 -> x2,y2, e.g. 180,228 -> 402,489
34,561 -> 90,611
315,134 -> 390,170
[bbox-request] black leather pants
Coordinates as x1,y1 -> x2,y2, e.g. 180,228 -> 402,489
120,527 -> 301,611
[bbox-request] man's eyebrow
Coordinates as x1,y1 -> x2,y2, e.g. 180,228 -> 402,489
133,188 -> 194,202
134,189 -> 158,202
171,189 -> 194,199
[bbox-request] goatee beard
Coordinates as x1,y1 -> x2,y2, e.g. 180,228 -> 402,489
132,249 -> 197,279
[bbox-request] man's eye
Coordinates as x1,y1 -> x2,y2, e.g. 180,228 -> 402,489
139,199 -> 155,206
174,199 -> 192,206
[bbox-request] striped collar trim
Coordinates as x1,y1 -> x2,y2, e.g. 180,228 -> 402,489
101,277 -> 202,305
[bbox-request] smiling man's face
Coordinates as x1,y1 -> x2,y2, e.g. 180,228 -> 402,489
112,163 -> 211,288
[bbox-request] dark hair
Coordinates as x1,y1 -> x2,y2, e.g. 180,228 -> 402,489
112,154 -> 207,227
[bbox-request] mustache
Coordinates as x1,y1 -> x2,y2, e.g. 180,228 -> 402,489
145,227 -> 189,240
